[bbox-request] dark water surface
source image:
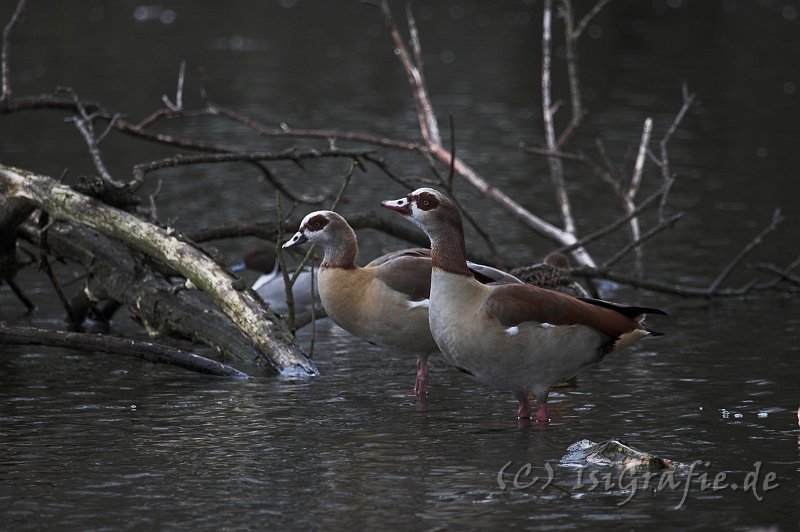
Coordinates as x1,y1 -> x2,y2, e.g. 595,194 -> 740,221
2,1 -> 799,530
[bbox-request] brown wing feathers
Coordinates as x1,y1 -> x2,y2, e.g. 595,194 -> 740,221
372,255 -> 432,301
486,284 -> 661,338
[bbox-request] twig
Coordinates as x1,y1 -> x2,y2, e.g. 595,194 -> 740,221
360,153 -> 420,190
553,182 -> 674,255
211,103 -> 420,151
522,144 -> 614,184
135,61 -> 188,128
37,216 -> 79,328
542,0 -> 576,235
648,84 -> 696,222
132,147 -> 374,184
558,0 -> 585,147
752,253 -> 800,289
753,262 -> 800,288
625,117 -> 653,278
274,192 -> 297,331
186,222 -> 280,243
600,212 -> 682,270
708,208 -> 785,294
59,87 -> 122,186
573,0 -> 613,39
148,178 -> 163,223
307,261 -> 318,357
376,0 -> 440,144
571,266 -> 794,298
0,322 -> 248,377
0,0 -> 27,105
447,113 -> 456,190
329,160 -> 357,211
5,278 -> 35,312
162,60 -> 186,111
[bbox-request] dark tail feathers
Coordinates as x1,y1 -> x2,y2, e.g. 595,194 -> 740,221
577,297 -> 668,319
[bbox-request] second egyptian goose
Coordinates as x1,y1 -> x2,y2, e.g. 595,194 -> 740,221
232,244 -> 322,317
382,188 -> 666,422
282,210 -> 520,397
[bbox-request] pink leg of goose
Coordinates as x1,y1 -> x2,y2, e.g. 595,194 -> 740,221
415,355 -> 429,397
516,391 -> 531,419
536,402 -> 550,424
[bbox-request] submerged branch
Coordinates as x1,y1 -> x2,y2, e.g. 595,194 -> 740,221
0,323 -> 248,378
707,207 -> 785,294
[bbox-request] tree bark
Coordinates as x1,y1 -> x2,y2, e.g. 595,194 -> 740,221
0,164 -> 317,377
17,221 -> 264,370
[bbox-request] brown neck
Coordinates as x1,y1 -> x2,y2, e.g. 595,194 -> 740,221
429,213 -> 472,276
320,225 -> 358,269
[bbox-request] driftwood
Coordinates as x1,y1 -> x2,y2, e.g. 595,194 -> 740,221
0,164 -> 317,377
0,323 -> 247,378
16,221 -> 267,369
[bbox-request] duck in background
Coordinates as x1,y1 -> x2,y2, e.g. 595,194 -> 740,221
283,210 -> 521,397
382,188 -> 666,422
511,251 -> 590,298
231,244 -> 323,322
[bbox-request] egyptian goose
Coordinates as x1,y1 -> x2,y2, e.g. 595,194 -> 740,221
382,188 -> 666,422
232,244 -> 322,320
282,210 -> 519,397
511,251 -> 590,298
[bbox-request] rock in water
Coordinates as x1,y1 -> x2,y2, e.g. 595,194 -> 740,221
561,439 -> 674,470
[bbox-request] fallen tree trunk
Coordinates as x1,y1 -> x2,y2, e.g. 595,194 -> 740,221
0,323 -> 248,378
0,163 -> 317,377
17,221 -> 268,371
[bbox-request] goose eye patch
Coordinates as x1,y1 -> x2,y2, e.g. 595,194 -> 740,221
416,192 -> 438,211
306,214 -> 329,232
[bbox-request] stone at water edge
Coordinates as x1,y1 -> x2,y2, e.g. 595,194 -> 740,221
561,439 -> 675,471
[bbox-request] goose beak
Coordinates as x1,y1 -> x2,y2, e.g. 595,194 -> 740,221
282,231 -> 308,249
381,197 -> 412,215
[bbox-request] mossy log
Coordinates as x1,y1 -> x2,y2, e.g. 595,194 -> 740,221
0,164 -> 317,377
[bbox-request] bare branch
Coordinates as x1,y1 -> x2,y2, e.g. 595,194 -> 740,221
600,212 -> 682,270
753,261 -> 800,288
558,0 -> 586,144
573,0 -> 613,40
624,117 -> 653,277
570,267 -> 790,298
554,181 -> 677,255
542,0 -> 576,235
647,84 -> 696,221
0,0 -> 27,105
96,113 -> 121,145
0,323 -> 248,377
211,103 -> 420,151
375,0 -> 440,144
60,87 -> 122,186
132,147 -> 374,184
4,278 -> 35,313
37,216 -> 79,328
274,192 -> 297,331
162,60 -> 186,111
629,117 -> 652,199
708,208 -> 785,294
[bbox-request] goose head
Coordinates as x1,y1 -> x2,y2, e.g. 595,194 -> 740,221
382,188 -> 470,275
283,210 -> 357,268
381,188 -> 461,240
